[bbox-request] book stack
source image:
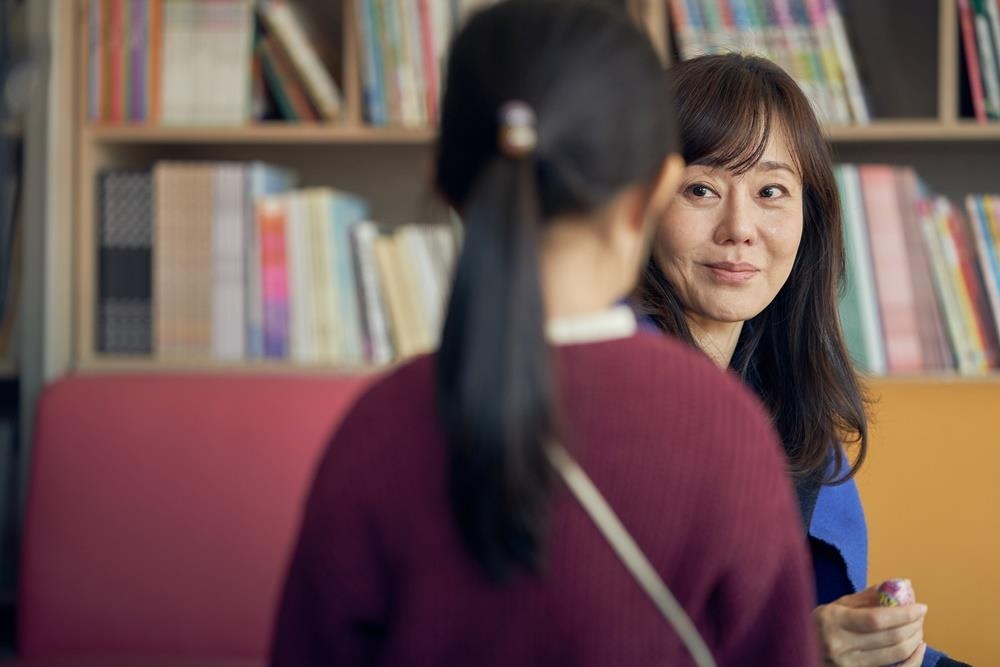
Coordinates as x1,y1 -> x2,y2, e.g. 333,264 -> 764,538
354,0 -> 500,126
668,0 -> 869,125
836,164 -> 1000,376
97,163 -> 459,367
88,0 -> 342,125
957,0 -> 1000,123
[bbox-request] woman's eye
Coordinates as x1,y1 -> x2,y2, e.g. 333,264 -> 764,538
759,185 -> 786,199
687,184 -> 713,198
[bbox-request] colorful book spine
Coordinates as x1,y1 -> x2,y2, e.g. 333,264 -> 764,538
260,2 -> 343,120
973,0 -> 1000,118
129,0 -> 147,121
357,0 -> 386,125
967,195 -> 1000,339
823,0 -> 869,123
417,0 -> 439,123
257,196 -> 290,359
245,164 -> 295,359
921,198 -> 978,373
109,0 -> 124,123
148,0 -> 162,123
351,221 -> 394,364
89,0 -> 103,121
959,0 -> 989,122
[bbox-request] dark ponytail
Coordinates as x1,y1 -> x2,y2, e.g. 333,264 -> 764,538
437,156 -> 555,580
435,0 -> 676,580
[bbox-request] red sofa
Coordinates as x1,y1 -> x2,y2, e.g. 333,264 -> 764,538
16,373 -> 373,664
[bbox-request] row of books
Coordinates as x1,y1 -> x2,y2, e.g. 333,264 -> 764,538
958,0 -> 1000,122
97,162 -> 457,366
837,164 -> 1000,376
88,0 -> 343,125
668,0 -> 869,125
354,0 -> 497,127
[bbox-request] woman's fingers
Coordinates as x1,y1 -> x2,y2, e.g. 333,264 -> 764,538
853,626 -> 924,666
839,602 -> 927,634
849,615 -> 924,651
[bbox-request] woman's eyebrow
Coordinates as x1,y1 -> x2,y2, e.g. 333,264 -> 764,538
756,160 -> 798,176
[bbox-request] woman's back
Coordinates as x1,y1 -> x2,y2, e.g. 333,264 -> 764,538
271,328 -> 818,666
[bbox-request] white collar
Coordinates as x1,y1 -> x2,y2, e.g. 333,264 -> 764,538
546,305 -> 637,346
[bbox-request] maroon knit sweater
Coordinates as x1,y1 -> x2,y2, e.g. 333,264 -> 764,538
270,333 -> 819,666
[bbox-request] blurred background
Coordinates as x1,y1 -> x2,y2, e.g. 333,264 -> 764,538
0,0 -> 998,664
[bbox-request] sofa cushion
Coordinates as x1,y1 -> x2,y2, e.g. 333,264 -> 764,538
18,373 -> 373,659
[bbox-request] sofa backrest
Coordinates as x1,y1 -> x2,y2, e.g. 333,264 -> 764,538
18,373 -> 372,659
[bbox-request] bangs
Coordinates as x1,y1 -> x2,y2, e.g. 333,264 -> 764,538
676,58 -> 802,176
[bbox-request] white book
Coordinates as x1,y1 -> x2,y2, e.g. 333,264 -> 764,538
987,1 -> 1000,105
352,221 -> 395,365
839,164 -> 887,374
197,0 -> 253,125
161,0 -> 196,124
304,189 -> 340,363
398,226 -> 438,349
400,0 -> 428,126
329,193 -> 369,364
974,9 -> 1000,118
212,164 -> 246,360
285,193 -> 316,363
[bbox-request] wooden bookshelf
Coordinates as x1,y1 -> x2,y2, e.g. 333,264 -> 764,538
86,123 -> 437,145
70,0 -> 1000,379
83,120 -> 1000,146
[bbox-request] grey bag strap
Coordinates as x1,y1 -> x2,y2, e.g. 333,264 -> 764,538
547,444 -> 717,667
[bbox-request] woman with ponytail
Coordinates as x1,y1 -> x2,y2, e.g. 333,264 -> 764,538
271,2 -> 817,665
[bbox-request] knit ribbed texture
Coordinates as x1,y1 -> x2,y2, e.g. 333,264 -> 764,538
271,333 -> 820,666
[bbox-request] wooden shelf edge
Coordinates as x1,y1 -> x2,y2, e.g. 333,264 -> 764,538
84,123 -> 437,145
826,120 -> 1000,141
864,373 -> 1000,385
82,121 -> 1000,145
74,356 -> 386,376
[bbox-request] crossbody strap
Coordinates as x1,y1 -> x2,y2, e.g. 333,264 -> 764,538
547,444 -> 717,667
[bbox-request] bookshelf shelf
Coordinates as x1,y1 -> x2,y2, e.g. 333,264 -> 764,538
76,355 -> 382,376
84,121 -> 1000,146
825,121 -> 1000,142
85,123 -> 437,145
867,373 -> 1000,385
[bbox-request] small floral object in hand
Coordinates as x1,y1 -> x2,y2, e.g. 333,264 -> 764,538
878,579 -> 916,607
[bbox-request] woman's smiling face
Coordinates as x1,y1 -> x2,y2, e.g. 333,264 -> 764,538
652,130 -> 804,327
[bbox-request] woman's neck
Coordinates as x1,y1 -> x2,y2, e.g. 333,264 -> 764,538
685,315 -> 744,369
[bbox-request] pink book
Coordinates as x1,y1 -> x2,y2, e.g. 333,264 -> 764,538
417,0 -> 438,122
859,165 -> 924,372
958,0 -> 989,122
257,197 -> 290,359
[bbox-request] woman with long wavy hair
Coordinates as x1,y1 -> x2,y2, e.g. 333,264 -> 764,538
636,53 -> 968,667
